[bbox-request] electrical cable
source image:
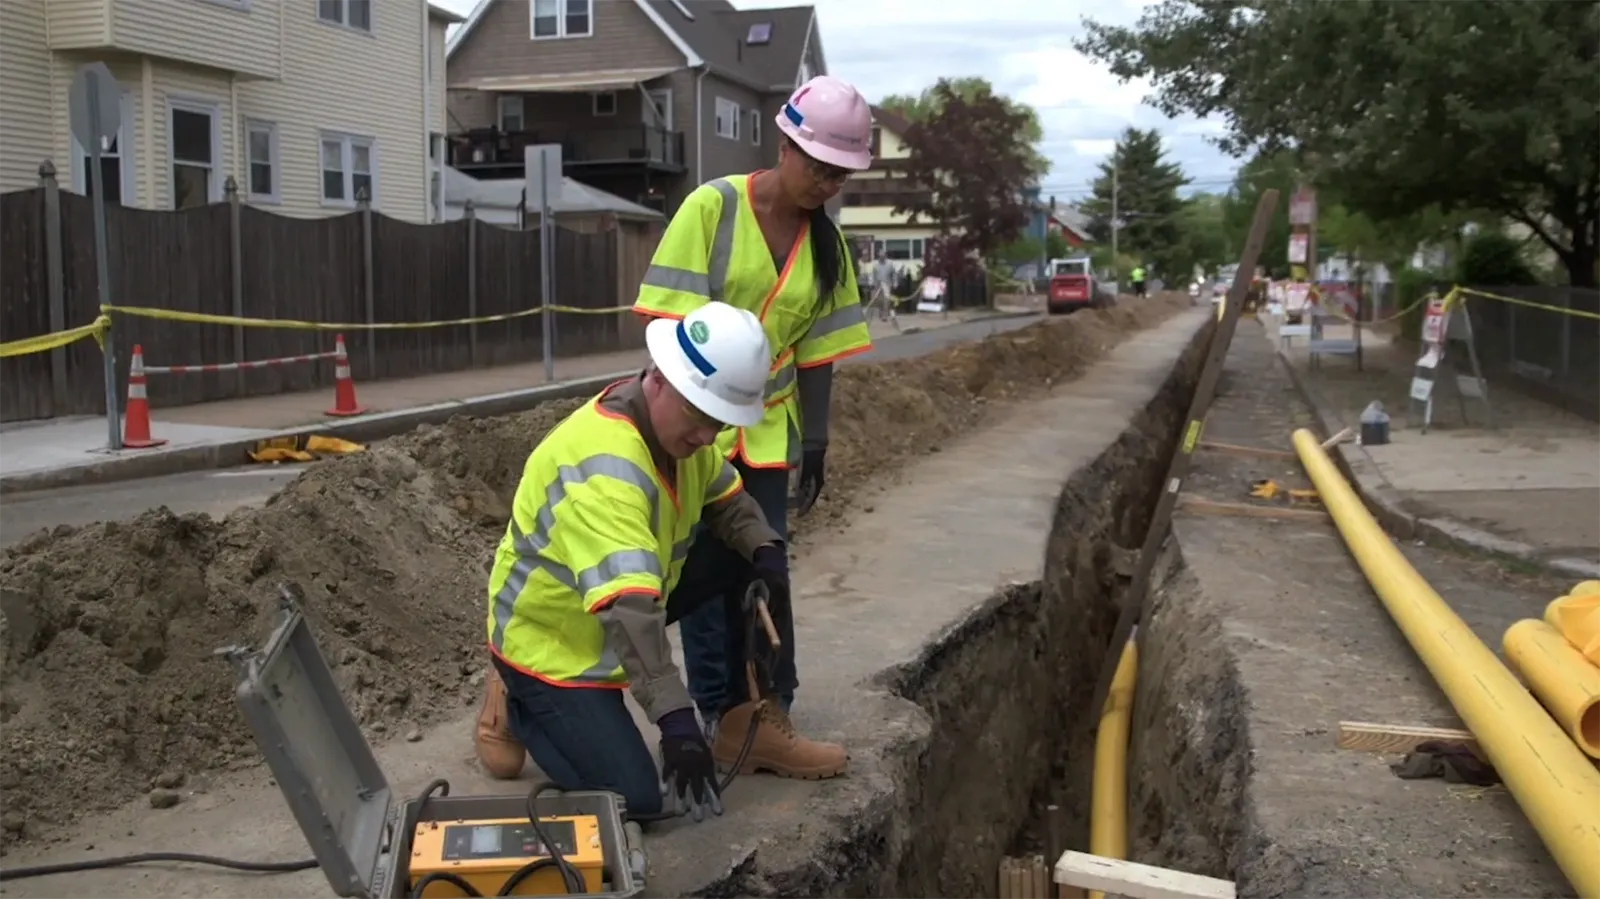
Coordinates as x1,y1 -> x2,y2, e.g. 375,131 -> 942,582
3,594 -> 777,891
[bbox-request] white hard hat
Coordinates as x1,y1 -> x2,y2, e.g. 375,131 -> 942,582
645,302 -> 771,428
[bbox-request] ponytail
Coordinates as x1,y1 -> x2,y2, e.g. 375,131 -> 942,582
807,205 -> 848,300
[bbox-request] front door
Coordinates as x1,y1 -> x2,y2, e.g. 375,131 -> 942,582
643,88 -> 673,163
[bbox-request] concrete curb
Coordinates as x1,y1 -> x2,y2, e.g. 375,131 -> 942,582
0,371 -> 631,497
1275,348 -> 1600,580
0,311 -> 1044,497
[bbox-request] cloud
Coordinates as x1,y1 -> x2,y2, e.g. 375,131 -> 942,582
434,0 -> 1241,200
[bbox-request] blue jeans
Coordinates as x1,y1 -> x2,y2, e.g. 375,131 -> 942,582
679,462 -> 796,719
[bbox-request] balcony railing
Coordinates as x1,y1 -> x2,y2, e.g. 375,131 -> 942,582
449,126 -> 685,174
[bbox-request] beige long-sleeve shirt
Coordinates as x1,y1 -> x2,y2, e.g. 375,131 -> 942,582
590,376 -> 781,722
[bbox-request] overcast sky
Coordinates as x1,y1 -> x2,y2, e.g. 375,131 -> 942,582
436,0 -> 1242,204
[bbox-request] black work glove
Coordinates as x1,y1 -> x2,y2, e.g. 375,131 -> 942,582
794,447 -> 827,516
751,544 -> 791,613
657,708 -> 722,821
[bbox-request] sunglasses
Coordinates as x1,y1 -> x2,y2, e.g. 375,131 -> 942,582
680,394 -> 731,432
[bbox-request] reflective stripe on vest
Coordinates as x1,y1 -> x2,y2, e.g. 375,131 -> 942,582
488,398 -> 734,686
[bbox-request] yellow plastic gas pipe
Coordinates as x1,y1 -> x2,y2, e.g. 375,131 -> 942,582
1088,639 -> 1138,899
1292,428 -> 1600,898
1503,619 -> 1600,759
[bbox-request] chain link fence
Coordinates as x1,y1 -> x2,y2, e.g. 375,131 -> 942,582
1457,285 -> 1600,422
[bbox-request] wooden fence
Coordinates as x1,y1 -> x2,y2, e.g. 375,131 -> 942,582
0,163 -> 663,422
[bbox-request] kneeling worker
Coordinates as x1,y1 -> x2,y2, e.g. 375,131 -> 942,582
479,301 -> 830,819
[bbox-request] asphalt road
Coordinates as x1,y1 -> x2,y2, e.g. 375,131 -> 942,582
0,313 -> 1043,547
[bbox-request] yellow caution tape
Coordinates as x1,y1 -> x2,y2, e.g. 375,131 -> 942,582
0,315 -> 111,358
1455,286 -> 1600,321
101,303 -> 633,331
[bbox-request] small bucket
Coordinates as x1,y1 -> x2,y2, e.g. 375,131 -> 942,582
1360,419 -> 1390,446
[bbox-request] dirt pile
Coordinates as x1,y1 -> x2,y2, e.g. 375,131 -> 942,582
0,293 -> 1190,847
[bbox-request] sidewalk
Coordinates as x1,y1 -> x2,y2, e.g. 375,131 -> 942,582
0,307 -> 1026,491
1270,315 -> 1600,576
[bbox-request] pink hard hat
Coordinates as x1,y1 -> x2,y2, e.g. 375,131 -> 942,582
775,75 -> 874,172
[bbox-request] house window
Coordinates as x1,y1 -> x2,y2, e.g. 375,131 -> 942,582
317,0 -> 372,32
592,91 -> 616,117
745,22 -> 771,45
244,119 -> 279,203
714,97 -> 740,141
497,95 -> 524,132
883,238 -> 925,261
170,101 -> 219,209
320,132 -> 376,206
72,96 -> 130,205
531,0 -> 592,39
748,109 -> 761,146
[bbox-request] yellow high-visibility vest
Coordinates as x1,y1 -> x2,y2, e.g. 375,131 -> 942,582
486,385 -> 743,687
635,175 -> 874,469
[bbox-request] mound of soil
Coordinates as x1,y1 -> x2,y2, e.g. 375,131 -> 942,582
0,294 -> 1190,846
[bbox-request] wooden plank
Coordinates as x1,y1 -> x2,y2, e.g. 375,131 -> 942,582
1086,188 -> 1282,741
1177,496 -> 1328,522
1197,440 -> 1298,461
1336,720 -> 1479,755
1054,852 -> 1236,899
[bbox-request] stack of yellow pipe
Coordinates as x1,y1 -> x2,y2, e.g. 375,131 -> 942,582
1292,429 -> 1600,899
1503,581 -> 1600,760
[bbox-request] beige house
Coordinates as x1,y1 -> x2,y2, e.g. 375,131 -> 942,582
0,0 -> 461,223
839,107 -> 937,273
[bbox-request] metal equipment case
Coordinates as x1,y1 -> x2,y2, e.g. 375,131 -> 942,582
221,587 -> 645,898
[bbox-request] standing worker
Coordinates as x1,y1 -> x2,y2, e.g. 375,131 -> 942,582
638,74 -> 876,778
479,302 -> 791,820
1130,263 -> 1148,299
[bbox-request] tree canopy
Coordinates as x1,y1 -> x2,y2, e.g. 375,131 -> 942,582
1078,127 -> 1190,279
1074,0 -> 1600,286
880,76 -> 1051,178
895,78 -> 1038,279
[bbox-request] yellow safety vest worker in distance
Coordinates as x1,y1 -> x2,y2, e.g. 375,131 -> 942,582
635,175 -> 874,469
485,385 -> 743,688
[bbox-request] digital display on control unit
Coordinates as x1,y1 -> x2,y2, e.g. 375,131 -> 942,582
469,825 -> 502,855
441,821 -> 579,861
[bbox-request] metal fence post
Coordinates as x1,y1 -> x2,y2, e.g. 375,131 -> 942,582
1558,289 -> 1572,384
38,160 -> 68,416
465,199 -> 478,367
225,176 -> 245,396
358,186 -> 375,377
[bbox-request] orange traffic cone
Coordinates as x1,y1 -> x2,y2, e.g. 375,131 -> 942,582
325,333 -> 368,417
121,345 -> 167,449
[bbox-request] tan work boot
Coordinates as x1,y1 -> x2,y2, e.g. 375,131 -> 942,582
475,668 -> 526,779
712,700 -> 848,780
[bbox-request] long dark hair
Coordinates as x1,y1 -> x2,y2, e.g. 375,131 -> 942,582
808,205 -> 848,300
785,137 -> 849,300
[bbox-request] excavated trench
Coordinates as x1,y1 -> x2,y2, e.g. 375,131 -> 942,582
705,319 -> 1258,897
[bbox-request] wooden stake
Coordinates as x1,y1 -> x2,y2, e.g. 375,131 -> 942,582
1177,495 -> 1328,522
1336,720 -> 1479,755
1055,852 -> 1236,899
1198,440 -> 1298,461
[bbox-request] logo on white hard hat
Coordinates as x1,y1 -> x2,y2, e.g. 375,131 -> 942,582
688,320 -> 710,344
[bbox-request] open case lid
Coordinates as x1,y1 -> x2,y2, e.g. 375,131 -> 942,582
219,583 -> 393,899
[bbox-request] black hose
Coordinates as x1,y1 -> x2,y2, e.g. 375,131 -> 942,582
0,778 -> 455,884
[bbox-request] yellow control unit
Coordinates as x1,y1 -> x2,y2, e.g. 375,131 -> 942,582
408,816 -> 605,897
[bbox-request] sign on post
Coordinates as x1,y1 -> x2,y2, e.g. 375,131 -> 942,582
70,62 -> 124,451
69,62 -> 121,152
525,144 -> 563,383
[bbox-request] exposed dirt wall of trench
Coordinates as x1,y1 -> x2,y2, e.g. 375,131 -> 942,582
696,315 -> 1232,897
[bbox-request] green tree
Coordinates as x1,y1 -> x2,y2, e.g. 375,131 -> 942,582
1079,127 -> 1189,280
896,79 -> 1038,279
880,76 -> 1051,178
1074,0 -> 1600,287
1219,150 -> 1296,276
1171,192 -> 1229,279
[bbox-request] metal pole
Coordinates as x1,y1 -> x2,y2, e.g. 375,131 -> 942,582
1110,162 -> 1120,288
86,70 -> 121,451
540,185 -> 555,383
40,161 -> 68,416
